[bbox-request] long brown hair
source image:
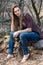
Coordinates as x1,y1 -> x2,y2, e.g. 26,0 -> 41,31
11,4 -> 22,30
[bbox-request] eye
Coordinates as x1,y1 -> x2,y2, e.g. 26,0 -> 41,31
18,9 -> 19,11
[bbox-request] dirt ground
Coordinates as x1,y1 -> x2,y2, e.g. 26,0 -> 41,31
0,48 -> 43,65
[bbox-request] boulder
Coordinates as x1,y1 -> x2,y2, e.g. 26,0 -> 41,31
33,39 -> 43,49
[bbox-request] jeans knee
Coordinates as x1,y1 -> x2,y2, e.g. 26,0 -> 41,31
10,32 -> 14,35
9,32 -> 15,42
10,31 -> 15,36
19,33 -> 25,40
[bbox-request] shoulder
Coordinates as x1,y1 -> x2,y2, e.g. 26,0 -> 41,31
23,13 -> 33,20
23,13 -> 30,19
22,13 -> 34,23
23,13 -> 31,17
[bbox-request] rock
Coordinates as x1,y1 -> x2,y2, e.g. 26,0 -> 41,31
0,35 -> 9,52
3,35 -> 10,43
33,39 -> 43,49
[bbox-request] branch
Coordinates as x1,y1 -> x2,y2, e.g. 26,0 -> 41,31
19,0 -> 24,11
1,0 -> 10,12
38,0 -> 42,15
31,0 -> 38,15
31,0 -> 41,26
40,16 -> 43,19
0,18 -> 11,22
27,4 -> 35,19
7,12 -> 11,18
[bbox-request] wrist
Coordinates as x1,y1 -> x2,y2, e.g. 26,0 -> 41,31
18,30 -> 21,34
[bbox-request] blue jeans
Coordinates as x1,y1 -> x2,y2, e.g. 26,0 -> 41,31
8,32 -> 39,55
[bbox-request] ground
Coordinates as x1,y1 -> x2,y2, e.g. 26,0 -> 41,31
0,36 -> 43,65
0,48 -> 43,65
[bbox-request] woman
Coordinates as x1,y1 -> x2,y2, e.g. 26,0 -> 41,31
5,4 -> 42,62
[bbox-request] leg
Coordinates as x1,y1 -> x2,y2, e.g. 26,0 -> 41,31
19,32 -> 39,62
8,31 -> 15,54
5,31 -> 15,60
19,32 -> 39,55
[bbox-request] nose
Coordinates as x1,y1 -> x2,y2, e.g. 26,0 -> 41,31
16,11 -> 19,14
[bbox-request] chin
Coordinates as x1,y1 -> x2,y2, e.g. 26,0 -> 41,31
17,15 -> 20,17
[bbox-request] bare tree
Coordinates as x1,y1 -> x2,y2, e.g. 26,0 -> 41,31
31,0 -> 43,26
24,0 -> 43,26
0,0 -> 11,22
0,0 -> 43,26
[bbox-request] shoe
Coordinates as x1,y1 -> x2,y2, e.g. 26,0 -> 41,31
4,54 -> 13,61
21,54 -> 30,63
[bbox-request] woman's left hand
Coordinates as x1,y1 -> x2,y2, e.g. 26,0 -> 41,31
13,31 -> 20,38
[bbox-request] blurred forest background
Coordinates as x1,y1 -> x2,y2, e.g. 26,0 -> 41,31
0,0 -> 43,38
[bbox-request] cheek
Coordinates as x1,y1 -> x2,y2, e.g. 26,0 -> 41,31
14,12 -> 17,15
19,11 -> 21,13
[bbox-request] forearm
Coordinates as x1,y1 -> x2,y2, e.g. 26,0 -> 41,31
13,28 -> 32,38
18,28 -> 32,34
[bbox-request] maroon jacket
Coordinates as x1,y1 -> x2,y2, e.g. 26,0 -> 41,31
23,14 -> 43,39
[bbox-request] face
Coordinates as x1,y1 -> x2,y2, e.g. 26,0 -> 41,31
14,7 -> 21,17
